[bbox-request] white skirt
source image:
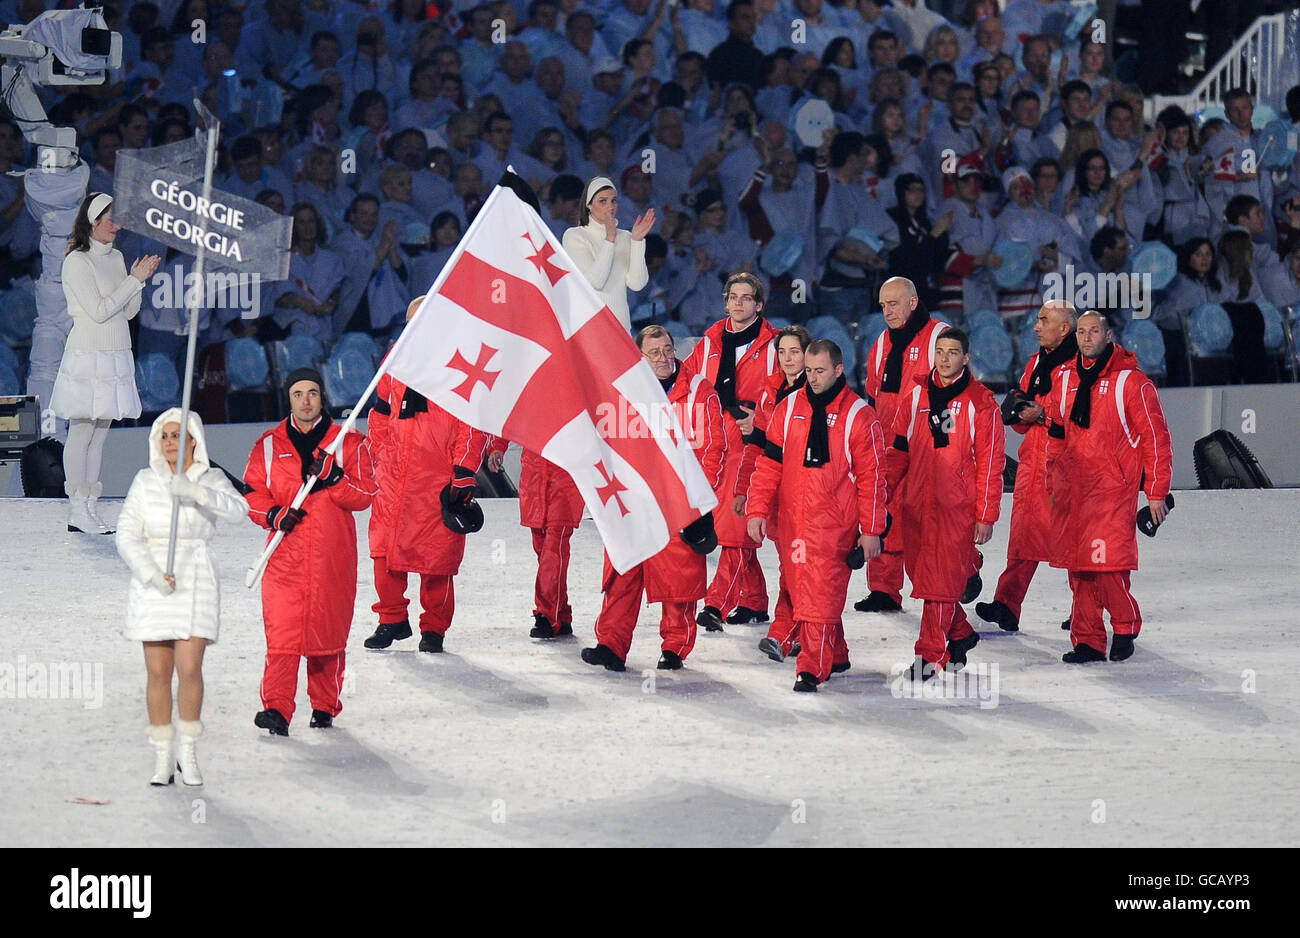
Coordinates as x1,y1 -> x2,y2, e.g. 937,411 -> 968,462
49,348 -> 142,421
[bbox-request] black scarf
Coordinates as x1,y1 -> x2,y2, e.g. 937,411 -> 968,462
716,316 -> 763,409
1070,342 -> 1114,429
399,386 -> 429,418
775,372 -> 806,403
287,412 -> 333,482
803,374 -> 846,467
927,368 -> 970,449
658,362 -> 680,394
880,302 -> 930,394
1027,332 -> 1078,398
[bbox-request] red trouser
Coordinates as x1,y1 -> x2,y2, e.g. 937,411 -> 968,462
764,561 -> 798,654
866,549 -> 904,603
594,565 -> 697,662
372,559 -> 455,635
993,558 -> 1039,620
531,526 -> 575,626
706,546 -> 768,614
260,651 -> 345,722
914,601 -> 973,668
793,620 -> 849,683
1068,570 -> 1142,653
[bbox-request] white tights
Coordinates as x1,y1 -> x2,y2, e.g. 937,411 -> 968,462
64,418 -> 112,488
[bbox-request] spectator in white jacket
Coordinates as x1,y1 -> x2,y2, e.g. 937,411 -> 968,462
563,176 -> 655,331
116,409 -> 249,788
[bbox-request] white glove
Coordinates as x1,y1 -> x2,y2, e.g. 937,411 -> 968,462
149,571 -> 174,595
170,473 -> 207,506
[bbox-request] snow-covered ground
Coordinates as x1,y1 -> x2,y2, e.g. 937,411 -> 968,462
0,491 -> 1296,847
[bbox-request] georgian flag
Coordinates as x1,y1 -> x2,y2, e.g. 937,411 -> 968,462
382,172 -> 718,572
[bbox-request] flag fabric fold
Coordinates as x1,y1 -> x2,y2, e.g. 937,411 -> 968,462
383,174 -> 718,573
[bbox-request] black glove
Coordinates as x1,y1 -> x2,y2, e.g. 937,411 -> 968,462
267,505 -> 306,533
846,544 -> 865,569
680,512 -> 718,555
308,448 -> 345,488
1137,493 -> 1175,537
1000,388 -> 1033,426
448,465 -> 477,502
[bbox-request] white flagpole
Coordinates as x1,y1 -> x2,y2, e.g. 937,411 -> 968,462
243,176 -> 516,588
165,108 -> 220,576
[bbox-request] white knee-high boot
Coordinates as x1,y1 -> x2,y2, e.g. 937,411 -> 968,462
66,482 -> 94,534
84,481 -> 114,535
176,720 -> 203,786
147,724 -> 175,786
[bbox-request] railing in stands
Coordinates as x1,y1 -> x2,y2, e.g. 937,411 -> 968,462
1149,13 -> 1288,120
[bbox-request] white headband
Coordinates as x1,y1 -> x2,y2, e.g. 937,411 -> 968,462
585,176 -> 615,205
88,193 -> 113,221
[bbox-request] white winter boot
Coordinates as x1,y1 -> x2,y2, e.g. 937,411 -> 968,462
176,720 -> 203,786
147,725 -> 175,786
84,481 -> 115,535
66,482 -> 93,534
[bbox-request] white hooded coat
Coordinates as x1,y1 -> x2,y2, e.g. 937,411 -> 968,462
115,409 -> 249,643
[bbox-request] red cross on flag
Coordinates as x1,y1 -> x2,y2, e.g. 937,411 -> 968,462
380,173 -> 719,572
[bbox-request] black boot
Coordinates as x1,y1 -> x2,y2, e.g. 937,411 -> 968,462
418,631 -> 445,653
556,621 -> 573,636
309,709 -> 333,728
793,671 -> 820,693
657,650 -> 684,670
831,660 -> 851,674
697,606 -> 724,632
854,591 -> 903,613
1109,634 -> 1136,661
1061,617 -> 1072,631
905,658 -> 938,682
1062,643 -> 1106,663
725,606 -> 770,624
254,709 -> 289,736
961,572 -> 983,604
946,631 -> 980,671
529,614 -> 554,638
580,643 -> 626,672
975,600 -> 1019,632
364,618 -> 412,649
757,637 -> 786,662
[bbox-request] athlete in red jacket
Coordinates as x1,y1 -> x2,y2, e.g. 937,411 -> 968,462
244,368 -> 377,735
886,328 -> 1005,679
486,437 -> 586,639
682,272 -> 780,632
361,371 -> 489,654
856,276 -> 949,613
746,339 -> 889,692
745,325 -> 811,662
977,300 -> 1078,632
581,326 -> 727,671
1045,311 -> 1173,663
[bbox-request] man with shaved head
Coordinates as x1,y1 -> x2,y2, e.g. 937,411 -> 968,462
978,300 -> 1079,633
855,277 -> 950,613
1045,311 -> 1174,664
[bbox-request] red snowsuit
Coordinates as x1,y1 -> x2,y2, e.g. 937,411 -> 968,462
990,351 -> 1070,620
682,315 -> 779,616
513,442 -> 585,632
244,417 -> 376,723
593,364 -> 727,661
862,314 -> 949,602
887,370 -> 1005,668
1045,345 -> 1173,654
367,374 -> 488,636
746,381 -> 889,683
746,370 -> 805,655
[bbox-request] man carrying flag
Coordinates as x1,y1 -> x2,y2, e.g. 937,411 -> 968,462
683,272 -> 780,633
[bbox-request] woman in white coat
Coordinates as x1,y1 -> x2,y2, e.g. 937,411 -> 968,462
116,408 -> 248,787
562,176 -> 655,331
50,192 -> 160,535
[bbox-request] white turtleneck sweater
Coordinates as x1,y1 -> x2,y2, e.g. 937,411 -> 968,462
562,219 -> 649,331
61,238 -> 145,352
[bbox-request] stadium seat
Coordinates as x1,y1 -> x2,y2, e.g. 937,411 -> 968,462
1187,303 -> 1233,356
859,313 -> 887,375
766,316 -> 791,331
272,334 -> 326,384
663,319 -> 692,340
1122,319 -> 1166,381
969,324 -> 1014,388
1257,300 -> 1284,351
324,345 -> 378,413
673,336 -> 698,360
0,361 -> 19,396
333,331 -> 382,366
135,353 -> 181,413
965,308 -> 1001,334
0,282 -> 37,347
1016,312 -> 1038,370
0,343 -> 20,376
805,314 -> 856,385
226,337 -> 272,391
